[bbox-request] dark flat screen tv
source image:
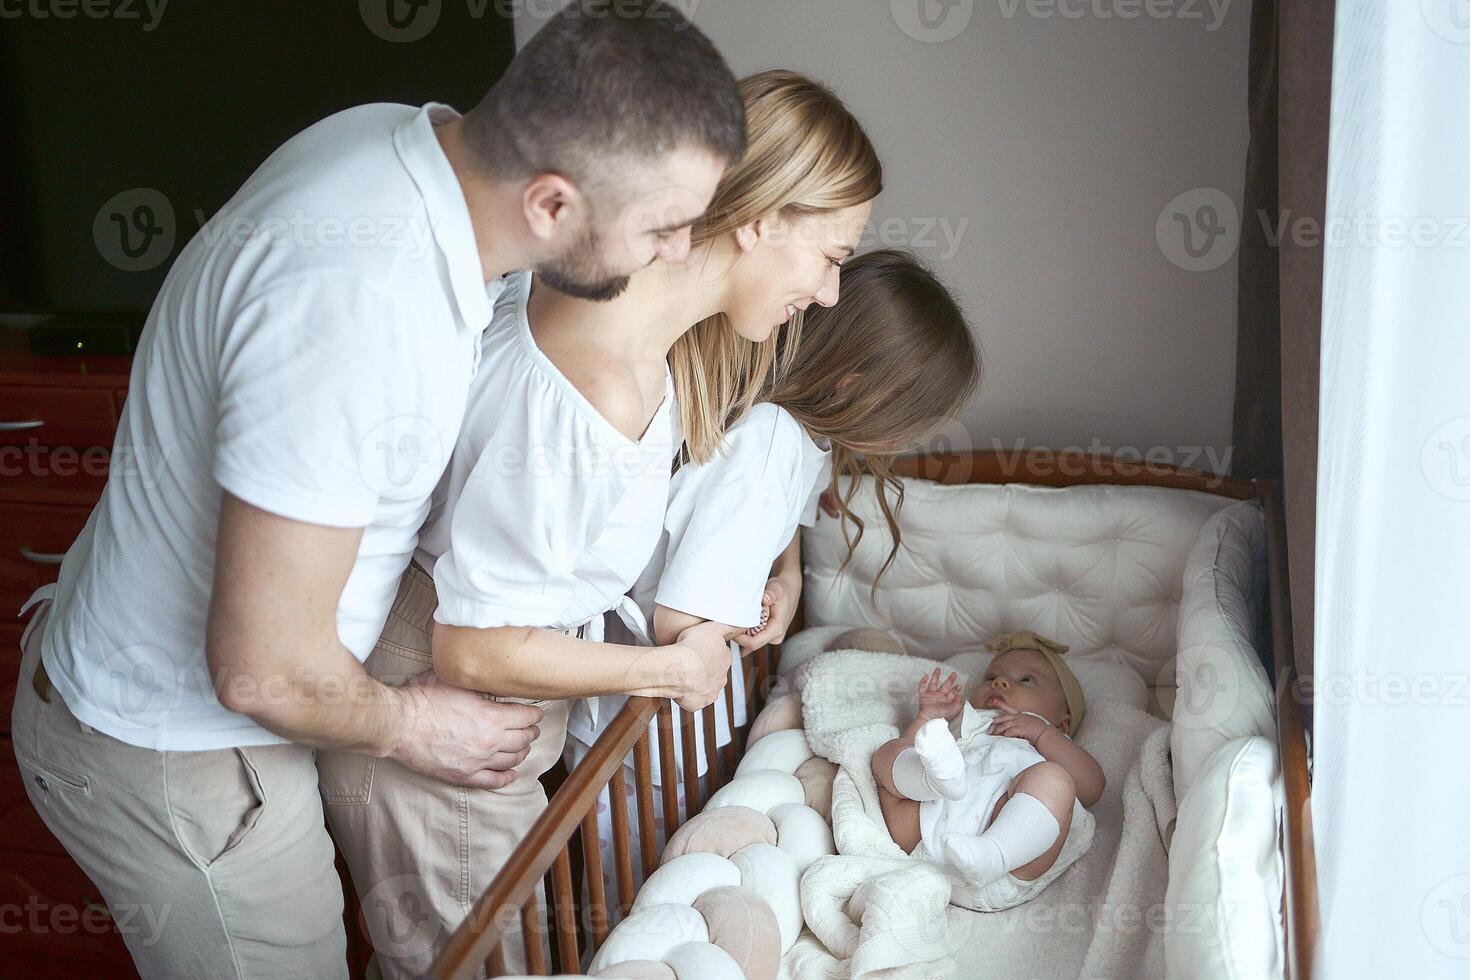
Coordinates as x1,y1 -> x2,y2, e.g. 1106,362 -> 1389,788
0,1 -> 517,314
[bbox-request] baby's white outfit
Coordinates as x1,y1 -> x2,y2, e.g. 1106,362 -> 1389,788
917,704 -> 1096,911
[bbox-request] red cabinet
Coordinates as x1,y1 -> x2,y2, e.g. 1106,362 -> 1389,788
0,343 -> 371,977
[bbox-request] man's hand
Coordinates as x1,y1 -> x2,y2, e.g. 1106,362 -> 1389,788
670,620 -> 732,711
916,668 -> 965,724
389,673 -> 543,789
735,577 -> 797,651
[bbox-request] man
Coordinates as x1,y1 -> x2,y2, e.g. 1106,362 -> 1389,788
10,3 -> 744,976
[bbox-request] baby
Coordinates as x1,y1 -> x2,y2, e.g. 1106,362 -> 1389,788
870,630 -> 1105,906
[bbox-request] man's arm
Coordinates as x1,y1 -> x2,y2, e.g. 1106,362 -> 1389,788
206,493 -> 542,789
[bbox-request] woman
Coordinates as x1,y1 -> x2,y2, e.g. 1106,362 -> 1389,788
318,69 -> 883,978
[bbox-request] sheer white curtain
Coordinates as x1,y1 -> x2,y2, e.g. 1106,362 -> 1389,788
1315,1 -> 1470,975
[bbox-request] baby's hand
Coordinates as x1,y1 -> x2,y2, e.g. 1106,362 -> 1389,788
916,669 -> 964,723
988,707 -> 1050,746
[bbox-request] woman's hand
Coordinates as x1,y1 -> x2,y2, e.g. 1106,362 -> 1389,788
735,577 -> 797,652
916,668 -> 965,724
669,620 -> 733,711
988,706 -> 1051,746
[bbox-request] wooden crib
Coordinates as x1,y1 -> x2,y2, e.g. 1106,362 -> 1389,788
419,451 -> 1319,980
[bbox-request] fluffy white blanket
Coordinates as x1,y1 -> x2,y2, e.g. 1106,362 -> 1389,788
784,650 -> 1174,980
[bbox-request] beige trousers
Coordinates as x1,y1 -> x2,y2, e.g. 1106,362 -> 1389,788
318,563 -> 571,979
10,602 -> 347,980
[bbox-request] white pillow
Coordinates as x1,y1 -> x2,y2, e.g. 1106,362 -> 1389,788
704,770 -> 805,815
632,853 -> 741,910
767,802 -> 835,873
662,942 -> 744,980
729,843 -> 802,953
1165,736 -> 1284,980
1170,502 -> 1276,801
734,729 -> 814,777
589,905 -> 710,974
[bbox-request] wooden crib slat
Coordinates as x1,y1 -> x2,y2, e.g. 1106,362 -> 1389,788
680,705 -> 701,815
656,701 -> 680,838
607,763 -> 637,917
721,662 -> 738,786
702,699 -> 720,792
632,731 -> 660,875
521,892 -> 547,975
550,847 -> 579,973
486,944 -> 507,977
580,807 -> 611,946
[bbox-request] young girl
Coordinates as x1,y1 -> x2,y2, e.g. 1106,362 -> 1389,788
576,248 -> 983,887
319,69 -> 882,979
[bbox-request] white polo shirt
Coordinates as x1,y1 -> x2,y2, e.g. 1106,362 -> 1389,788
40,103 -> 504,751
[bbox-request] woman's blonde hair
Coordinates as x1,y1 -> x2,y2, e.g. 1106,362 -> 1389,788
764,249 -> 981,591
670,69 -> 883,463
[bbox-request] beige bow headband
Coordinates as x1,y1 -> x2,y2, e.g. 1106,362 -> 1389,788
984,629 -> 1086,732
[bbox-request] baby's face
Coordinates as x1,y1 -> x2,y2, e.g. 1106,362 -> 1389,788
970,649 -> 1071,731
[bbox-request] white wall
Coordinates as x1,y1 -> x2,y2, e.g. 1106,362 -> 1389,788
518,0 -> 1252,472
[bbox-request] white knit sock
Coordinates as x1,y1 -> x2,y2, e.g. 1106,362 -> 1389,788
942,793 -> 1061,888
890,718 -> 967,801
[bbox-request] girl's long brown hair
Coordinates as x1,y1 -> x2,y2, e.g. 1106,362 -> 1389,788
762,249 -> 982,592
670,69 -> 883,463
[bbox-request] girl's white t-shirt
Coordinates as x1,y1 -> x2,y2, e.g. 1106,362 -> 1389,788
641,401 -> 830,630
585,402 -> 830,759
416,271 -> 677,645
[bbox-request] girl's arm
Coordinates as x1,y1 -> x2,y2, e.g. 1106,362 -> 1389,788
431,620 -> 731,711
736,531 -> 803,651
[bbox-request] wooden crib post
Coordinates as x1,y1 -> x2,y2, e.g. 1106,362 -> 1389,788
680,707 -> 701,814
655,702 -> 681,841
606,764 -> 637,918
702,703 -> 720,793
580,808 -> 611,946
520,892 -> 547,975
632,732 -> 660,876
550,848 -> 579,972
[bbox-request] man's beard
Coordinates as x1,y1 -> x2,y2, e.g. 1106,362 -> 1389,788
535,225 -> 632,302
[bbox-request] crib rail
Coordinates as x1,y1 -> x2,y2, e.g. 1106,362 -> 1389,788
1259,480 -> 1319,980
426,646 -> 781,979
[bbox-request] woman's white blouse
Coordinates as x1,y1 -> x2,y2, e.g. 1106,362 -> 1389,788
414,271 -> 677,634
635,401 -> 831,630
